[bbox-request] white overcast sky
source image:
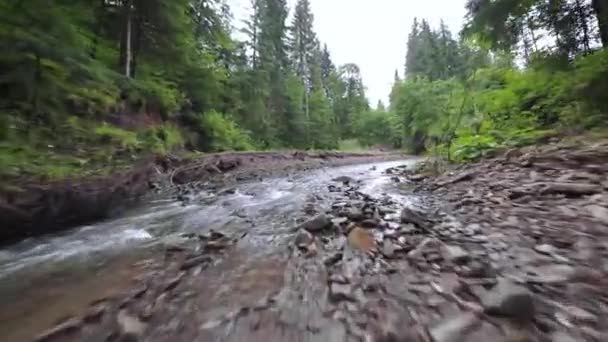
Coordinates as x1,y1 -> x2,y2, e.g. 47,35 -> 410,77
228,0 -> 467,106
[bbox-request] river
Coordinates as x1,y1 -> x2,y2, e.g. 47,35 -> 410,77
0,159 -> 418,341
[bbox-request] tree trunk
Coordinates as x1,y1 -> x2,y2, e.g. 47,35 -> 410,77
119,0 -> 133,77
593,0 -> 608,47
575,0 -> 591,52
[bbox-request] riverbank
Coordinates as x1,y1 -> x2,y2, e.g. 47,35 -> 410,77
0,151 -> 405,244
19,139 -> 608,342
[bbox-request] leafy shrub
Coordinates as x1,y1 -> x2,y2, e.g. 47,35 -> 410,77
94,124 -> 140,150
139,125 -> 185,153
200,111 -> 253,151
451,133 -> 499,162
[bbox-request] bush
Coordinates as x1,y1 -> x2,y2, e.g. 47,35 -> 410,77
200,111 -> 253,151
94,124 -> 140,150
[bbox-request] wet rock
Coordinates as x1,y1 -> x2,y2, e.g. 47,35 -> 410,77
294,229 -> 314,249
586,204 -> 608,223
324,252 -> 343,266
347,227 -> 377,252
34,318 -> 82,342
333,176 -> 355,185
527,264 -> 574,284
329,273 -> 349,284
300,214 -> 332,232
429,312 -> 479,342
534,243 -> 556,255
331,217 -> 349,227
329,283 -> 355,302
382,240 -> 397,258
400,206 -> 431,229
180,255 -> 212,271
83,304 -> 107,323
551,331 -> 578,342
407,237 -> 441,259
442,245 -> 470,264
482,279 -> 535,321
117,310 -> 146,340
361,218 -> 380,228
346,207 -> 366,221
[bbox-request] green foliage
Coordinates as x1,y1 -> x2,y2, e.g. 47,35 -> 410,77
94,124 -> 140,151
200,111 -> 254,152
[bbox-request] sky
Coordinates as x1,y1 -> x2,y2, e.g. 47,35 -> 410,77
228,0 -> 467,106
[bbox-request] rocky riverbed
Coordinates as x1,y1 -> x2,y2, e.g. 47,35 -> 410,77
6,141 -> 608,342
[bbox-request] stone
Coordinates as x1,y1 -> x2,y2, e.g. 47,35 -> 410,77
346,207 -> 366,221
534,244 -> 556,255
329,273 -> 349,284
294,229 -> 314,249
34,318 -> 82,342
330,283 -> 355,302
527,264 -> 574,284
481,279 -> 535,321
429,312 -> 479,342
300,214 -> 332,232
331,217 -> 349,226
442,245 -> 470,264
586,204 -> 608,224
382,240 -> 397,259
361,218 -> 380,228
332,176 -> 355,185
400,206 -> 430,229
117,310 -> 146,339
348,227 -> 377,252
407,237 -> 441,259
551,331 -> 578,342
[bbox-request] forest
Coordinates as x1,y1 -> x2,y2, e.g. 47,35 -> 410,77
1,0 -> 608,180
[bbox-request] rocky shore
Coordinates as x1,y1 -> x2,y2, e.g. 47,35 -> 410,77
23,141 -> 608,342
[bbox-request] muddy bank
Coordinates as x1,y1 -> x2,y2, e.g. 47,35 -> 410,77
0,151 -> 402,244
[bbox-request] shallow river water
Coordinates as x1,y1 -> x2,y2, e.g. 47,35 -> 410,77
0,159 -> 417,341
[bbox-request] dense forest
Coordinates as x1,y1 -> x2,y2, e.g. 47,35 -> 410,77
1,0 -> 608,180
0,0 -> 368,179
365,0 -> 608,161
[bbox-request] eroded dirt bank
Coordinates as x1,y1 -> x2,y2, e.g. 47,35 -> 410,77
0,151 -> 401,244
11,141 -> 608,342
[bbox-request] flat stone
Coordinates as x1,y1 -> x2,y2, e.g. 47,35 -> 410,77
331,217 -> 349,226
551,331 -> 578,342
347,227 -> 377,252
360,218 -> 379,228
382,240 -> 397,258
294,229 -> 314,248
482,279 -> 535,321
527,264 -> 575,284
429,312 -> 479,342
300,214 -> 332,232
329,273 -> 349,284
534,244 -> 556,255
34,318 -> 82,342
586,204 -> 608,223
117,310 -> 146,338
407,237 -> 441,259
330,283 -> 355,302
442,245 -> 470,264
